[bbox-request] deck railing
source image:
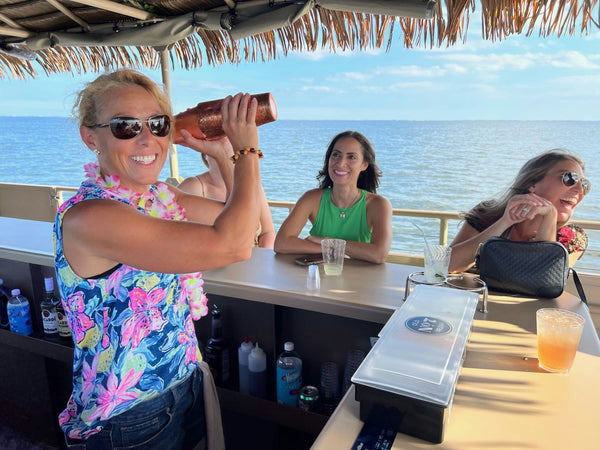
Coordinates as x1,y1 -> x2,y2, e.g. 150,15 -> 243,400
2,182 -> 599,268
269,199 -> 600,265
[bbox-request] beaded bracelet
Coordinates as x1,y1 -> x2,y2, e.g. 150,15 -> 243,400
230,147 -> 264,164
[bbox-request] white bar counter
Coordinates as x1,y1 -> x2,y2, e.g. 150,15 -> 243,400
203,249 -> 415,324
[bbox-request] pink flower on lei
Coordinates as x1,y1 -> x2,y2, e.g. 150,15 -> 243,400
84,162 -> 119,189
87,368 -> 144,422
121,287 -> 168,348
180,273 -> 209,320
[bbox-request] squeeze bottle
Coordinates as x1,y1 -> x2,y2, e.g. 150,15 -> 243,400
238,336 -> 253,395
248,342 -> 267,399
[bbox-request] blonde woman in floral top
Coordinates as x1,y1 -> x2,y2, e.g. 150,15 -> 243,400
54,69 -> 263,448
450,149 -> 590,273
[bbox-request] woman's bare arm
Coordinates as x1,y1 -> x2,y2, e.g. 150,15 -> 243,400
63,93 -> 262,277
274,190 -> 322,254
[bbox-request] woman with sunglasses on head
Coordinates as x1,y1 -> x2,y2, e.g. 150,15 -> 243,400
274,130 -> 393,264
449,149 -> 590,273
54,69 -> 264,449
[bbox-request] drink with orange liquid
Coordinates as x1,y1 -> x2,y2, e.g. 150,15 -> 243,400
536,308 -> 584,373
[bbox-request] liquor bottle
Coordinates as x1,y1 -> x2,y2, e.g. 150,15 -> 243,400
40,277 -> 59,340
0,278 -> 11,330
55,297 -> 72,342
204,305 -> 230,386
174,92 -> 277,143
276,341 -> 302,407
238,336 -> 253,395
7,289 -> 33,336
248,342 -> 267,399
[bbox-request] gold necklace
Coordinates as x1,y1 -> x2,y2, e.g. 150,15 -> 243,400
332,190 -> 361,219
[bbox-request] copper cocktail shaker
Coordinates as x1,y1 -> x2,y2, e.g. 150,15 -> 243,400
173,92 -> 277,143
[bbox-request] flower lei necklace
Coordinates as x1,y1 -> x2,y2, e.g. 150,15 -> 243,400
83,162 -> 208,320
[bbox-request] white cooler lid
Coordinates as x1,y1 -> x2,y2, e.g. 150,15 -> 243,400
352,284 -> 478,406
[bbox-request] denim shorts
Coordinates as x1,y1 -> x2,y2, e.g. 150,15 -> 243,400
65,366 -> 206,450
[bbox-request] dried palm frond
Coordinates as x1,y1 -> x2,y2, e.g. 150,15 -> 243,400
0,1 -> 598,79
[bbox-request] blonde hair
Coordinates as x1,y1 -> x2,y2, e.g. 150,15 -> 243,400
72,69 -> 173,128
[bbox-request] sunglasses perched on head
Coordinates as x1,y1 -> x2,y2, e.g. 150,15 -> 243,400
562,171 -> 591,195
90,114 -> 171,140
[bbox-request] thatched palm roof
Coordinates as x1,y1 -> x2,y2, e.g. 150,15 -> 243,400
0,0 -> 598,79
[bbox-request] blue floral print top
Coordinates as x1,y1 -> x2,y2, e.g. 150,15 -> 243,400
53,181 -> 202,439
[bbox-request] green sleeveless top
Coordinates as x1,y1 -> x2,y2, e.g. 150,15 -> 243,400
310,188 -> 371,243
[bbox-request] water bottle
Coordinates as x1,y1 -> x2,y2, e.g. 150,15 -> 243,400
174,92 -> 277,143
7,289 -> 33,336
238,336 -> 253,395
0,278 -> 11,330
248,342 -> 267,399
276,341 -> 302,407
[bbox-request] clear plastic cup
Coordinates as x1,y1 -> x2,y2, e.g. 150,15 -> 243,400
321,239 -> 346,276
424,245 -> 452,283
536,308 -> 584,373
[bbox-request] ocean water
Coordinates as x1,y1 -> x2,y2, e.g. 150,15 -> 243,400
1,118 -> 599,271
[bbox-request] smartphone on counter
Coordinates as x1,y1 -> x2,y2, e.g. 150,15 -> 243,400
294,254 -> 324,266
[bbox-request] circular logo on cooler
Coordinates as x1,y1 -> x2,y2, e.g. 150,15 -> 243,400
405,316 -> 452,335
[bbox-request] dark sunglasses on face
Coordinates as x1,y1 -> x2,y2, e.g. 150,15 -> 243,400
90,114 -> 171,140
562,171 -> 591,195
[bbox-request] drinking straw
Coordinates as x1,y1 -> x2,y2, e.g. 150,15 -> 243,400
412,222 -> 434,258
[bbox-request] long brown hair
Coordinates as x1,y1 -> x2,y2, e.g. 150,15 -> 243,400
463,149 -> 586,231
317,130 -> 382,193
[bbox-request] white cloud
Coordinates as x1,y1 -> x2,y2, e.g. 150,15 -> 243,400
387,80 -> 445,92
373,65 -> 446,77
325,71 -> 370,82
436,50 -> 600,72
300,85 -> 344,93
290,46 -> 384,61
549,74 -> 600,96
586,31 -> 600,40
547,50 -> 599,69
443,63 -> 470,74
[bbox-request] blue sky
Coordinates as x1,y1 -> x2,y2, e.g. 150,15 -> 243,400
2,17 -> 599,120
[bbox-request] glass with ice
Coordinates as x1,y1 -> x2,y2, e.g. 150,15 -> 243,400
424,245 -> 452,283
536,308 -> 584,373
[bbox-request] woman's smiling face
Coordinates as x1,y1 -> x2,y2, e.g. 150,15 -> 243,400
531,159 -> 588,226
81,85 -> 170,193
327,136 -> 369,186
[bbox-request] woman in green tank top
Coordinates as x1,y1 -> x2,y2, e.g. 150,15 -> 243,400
274,131 -> 392,264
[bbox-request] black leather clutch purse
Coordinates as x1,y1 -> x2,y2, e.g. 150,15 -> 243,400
476,237 -> 570,299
